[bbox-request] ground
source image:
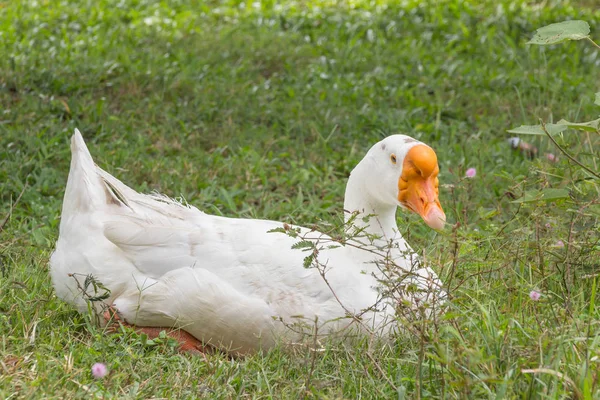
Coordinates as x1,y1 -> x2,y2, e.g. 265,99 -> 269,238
1,0 -> 599,398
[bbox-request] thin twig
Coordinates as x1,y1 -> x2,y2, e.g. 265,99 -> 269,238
540,120 -> 600,179
365,350 -> 398,391
0,184 -> 27,233
300,317 -> 319,400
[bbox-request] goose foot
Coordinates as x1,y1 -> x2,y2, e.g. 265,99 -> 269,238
102,305 -> 211,356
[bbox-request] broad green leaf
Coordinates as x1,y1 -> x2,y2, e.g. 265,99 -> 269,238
512,188 -> 570,204
527,20 -> 590,45
556,118 -> 600,132
595,92 -> 600,106
507,124 -> 567,136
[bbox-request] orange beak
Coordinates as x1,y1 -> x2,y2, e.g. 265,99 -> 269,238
398,145 -> 446,230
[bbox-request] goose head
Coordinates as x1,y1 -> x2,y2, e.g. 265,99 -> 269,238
346,135 -> 446,231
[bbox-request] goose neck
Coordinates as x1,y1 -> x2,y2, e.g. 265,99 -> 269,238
343,167 -> 399,243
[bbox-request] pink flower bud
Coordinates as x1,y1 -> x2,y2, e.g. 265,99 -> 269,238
465,168 -> 476,178
91,363 -> 108,379
529,290 -> 541,301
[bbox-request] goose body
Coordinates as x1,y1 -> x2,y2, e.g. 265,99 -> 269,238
50,130 -> 446,354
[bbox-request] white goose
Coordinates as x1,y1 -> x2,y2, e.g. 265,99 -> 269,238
50,129 -> 446,355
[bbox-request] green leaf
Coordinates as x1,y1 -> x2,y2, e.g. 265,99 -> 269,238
303,254 -> 315,268
527,20 -> 590,45
507,124 -> 567,135
140,333 -> 149,345
537,188 -> 570,202
88,292 -> 110,302
292,240 -> 314,250
477,207 -> 499,220
512,188 -> 570,204
556,118 -> 600,132
595,92 -> 600,106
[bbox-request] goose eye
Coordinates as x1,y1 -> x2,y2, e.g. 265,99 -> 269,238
390,154 -> 397,164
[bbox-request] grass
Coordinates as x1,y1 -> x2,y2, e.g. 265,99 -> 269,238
1,0 -> 599,398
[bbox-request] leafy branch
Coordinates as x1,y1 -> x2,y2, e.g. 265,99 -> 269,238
508,20 -> 600,181
540,120 -> 600,179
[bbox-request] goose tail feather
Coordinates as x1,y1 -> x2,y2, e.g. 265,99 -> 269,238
61,129 -> 109,217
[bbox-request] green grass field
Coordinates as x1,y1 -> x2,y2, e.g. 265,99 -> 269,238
1,0 -> 599,398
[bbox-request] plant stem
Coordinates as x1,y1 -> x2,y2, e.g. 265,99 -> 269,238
586,37 -> 600,51
540,120 -> 600,179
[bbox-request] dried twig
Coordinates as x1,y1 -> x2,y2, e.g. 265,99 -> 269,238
0,184 -> 27,233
